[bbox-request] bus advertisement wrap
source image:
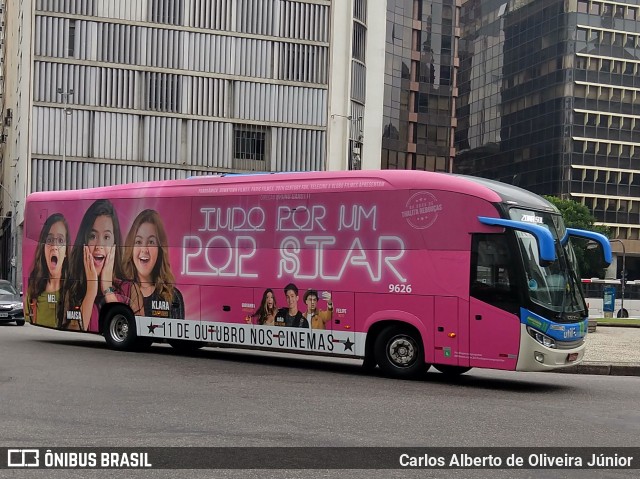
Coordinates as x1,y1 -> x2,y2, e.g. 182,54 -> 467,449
22,171 -> 611,378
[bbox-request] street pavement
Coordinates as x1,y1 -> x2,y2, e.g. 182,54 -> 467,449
557,325 -> 640,377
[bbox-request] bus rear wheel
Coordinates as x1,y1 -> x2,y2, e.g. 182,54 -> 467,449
103,306 -> 139,351
374,326 -> 425,378
432,365 -> 471,376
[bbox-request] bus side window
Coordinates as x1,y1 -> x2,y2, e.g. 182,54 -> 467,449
470,233 -> 519,313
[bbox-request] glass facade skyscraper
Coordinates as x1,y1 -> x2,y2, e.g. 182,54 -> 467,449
456,0 -> 571,195
382,0 -> 458,172
455,0 -> 640,276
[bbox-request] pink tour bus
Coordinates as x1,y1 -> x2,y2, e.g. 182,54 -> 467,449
22,170 -> 611,378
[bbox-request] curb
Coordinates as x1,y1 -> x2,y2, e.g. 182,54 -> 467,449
596,325 -> 640,328
552,362 -> 640,377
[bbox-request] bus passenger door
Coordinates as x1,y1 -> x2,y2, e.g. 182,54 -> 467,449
468,234 -> 521,370
326,291 -> 356,357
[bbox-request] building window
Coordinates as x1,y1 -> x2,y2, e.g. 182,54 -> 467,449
577,28 -> 587,42
150,0 -> 184,25
146,73 -> 180,112
233,126 -> 268,170
352,22 -> 366,62
626,36 -> 636,49
68,20 -> 76,57
353,0 -> 367,23
577,1 -> 588,14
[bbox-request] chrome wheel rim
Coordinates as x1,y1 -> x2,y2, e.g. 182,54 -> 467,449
387,335 -> 417,368
109,315 -> 129,343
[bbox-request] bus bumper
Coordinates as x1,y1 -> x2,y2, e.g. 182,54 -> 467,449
515,324 -> 585,372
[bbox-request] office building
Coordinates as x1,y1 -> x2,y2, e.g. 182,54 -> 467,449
455,0 -> 640,277
1,0 -> 466,285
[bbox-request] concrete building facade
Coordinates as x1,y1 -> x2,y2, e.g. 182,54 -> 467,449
1,0 -> 466,287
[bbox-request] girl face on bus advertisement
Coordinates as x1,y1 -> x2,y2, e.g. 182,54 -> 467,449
123,209 -> 174,287
265,290 -> 275,310
45,220 -> 68,278
259,290 -> 277,314
132,222 -> 159,283
86,214 -> 115,276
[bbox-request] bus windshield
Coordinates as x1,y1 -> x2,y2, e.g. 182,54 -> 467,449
509,208 -> 586,319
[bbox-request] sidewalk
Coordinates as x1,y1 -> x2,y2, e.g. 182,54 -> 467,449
555,325 -> 640,377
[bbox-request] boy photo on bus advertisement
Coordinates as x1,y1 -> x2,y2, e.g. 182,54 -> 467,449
62,199 -> 128,331
303,289 -> 333,330
26,213 -> 71,328
122,209 -> 185,319
274,283 -> 308,328
245,288 -> 277,325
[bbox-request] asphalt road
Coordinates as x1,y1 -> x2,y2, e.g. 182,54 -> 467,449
1,323 -> 639,479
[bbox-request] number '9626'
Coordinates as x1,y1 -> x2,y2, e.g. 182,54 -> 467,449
388,284 -> 412,293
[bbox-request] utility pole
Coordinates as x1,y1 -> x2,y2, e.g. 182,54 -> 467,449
610,239 -> 627,318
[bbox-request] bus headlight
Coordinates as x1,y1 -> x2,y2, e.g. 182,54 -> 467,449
527,326 -> 556,349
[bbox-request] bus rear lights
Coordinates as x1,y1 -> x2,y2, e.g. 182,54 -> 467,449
534,352 -> 545,363
526,326 -> 556,349
448,332 -> 456,338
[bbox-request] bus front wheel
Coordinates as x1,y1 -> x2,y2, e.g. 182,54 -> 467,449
103,306 -> 139,351
374,326 -> 425,378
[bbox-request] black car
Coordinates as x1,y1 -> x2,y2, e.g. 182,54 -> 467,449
0,280 -> 25,326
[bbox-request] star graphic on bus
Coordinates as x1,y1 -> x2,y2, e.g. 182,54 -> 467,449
147,323 -> 161,334
342,338 -> 354,352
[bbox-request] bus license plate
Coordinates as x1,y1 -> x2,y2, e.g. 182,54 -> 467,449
567,353 -> 579,362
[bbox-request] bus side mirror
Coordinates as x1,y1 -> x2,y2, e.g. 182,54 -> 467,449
478,216 -> 556,264
564,228 -> 612,266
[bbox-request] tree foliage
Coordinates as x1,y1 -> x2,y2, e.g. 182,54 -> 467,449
544,196 -> 610,278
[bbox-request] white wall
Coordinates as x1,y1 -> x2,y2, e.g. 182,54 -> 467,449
326,0 -> 352,170
360,0 -> 386,170
2,0 -> 34,287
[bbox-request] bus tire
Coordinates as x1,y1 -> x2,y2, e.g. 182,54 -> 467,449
617,308 -> 629,318
432,365 -> 471,376
168,339 -> 204,353
374,325 -> 425,378
103,305 -> 138,351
